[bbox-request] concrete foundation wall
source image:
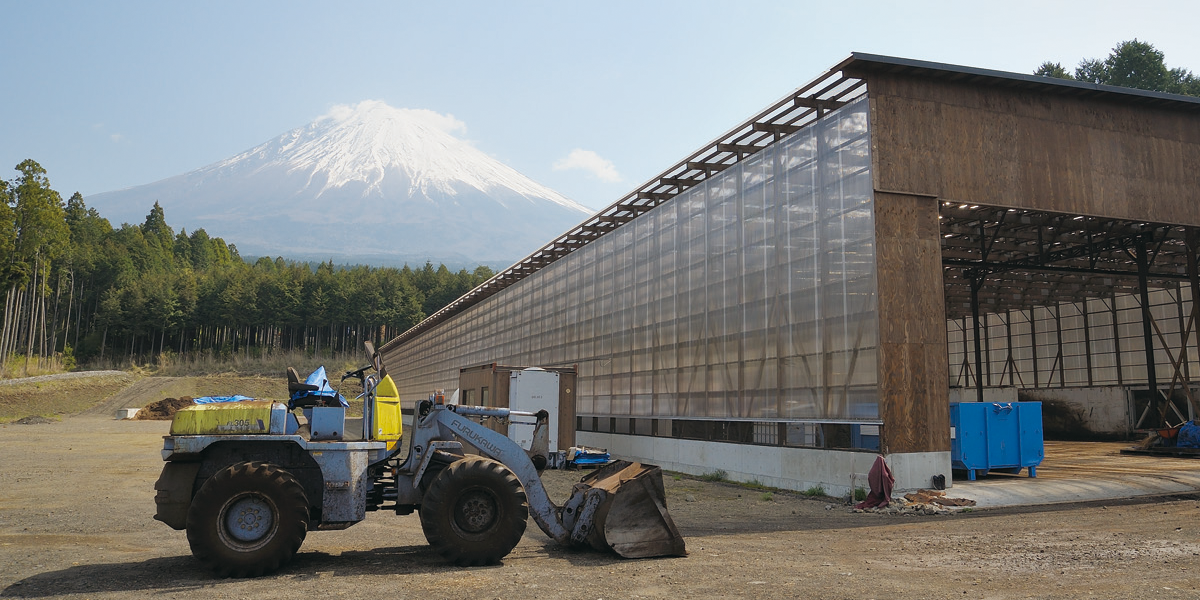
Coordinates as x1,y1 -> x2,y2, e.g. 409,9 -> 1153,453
1017,387 -> 1131,439
578,431 -> 952,496
948,387 -> 1019,404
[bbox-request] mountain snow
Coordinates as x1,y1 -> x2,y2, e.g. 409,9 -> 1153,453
87,101 -> 594,264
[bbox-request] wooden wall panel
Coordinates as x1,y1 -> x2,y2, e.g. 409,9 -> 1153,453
865,72 -> 1200,227
874,191 -> 951,453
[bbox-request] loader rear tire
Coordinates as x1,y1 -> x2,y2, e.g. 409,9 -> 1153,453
419,456 -> 528,566
186,461 -> 308,578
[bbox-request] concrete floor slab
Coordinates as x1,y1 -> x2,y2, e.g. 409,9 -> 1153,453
950,440 -> 1200,507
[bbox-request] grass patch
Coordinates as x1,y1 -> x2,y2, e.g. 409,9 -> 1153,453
83,349 -> 364,379
802,485 -> 827,497
759,492 -> 774,502
854,487 -> 868,501
1,354 -> 72,380
0,372 -> 138,423
699,469 -> 729,483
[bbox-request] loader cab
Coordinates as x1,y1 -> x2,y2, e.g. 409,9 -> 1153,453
286,366 -> 402,448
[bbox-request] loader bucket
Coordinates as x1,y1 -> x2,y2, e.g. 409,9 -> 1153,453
574,460 -> 687,558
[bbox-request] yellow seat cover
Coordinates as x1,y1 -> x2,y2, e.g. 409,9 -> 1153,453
372,375 -> 403,450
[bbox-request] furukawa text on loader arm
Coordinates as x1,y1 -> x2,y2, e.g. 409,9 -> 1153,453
153,342 -> 685,577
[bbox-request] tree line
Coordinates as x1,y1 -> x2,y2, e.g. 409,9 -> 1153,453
1035,39 -> 1200,96
0,160 -> 493,374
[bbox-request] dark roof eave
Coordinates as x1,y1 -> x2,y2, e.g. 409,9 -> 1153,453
844,52 -> 1200,111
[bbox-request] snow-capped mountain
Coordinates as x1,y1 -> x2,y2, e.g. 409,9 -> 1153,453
87,101 -> 594,265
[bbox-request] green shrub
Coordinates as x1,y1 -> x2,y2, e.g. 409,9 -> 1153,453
802,485 -> 826,497
700,469 -> 729,482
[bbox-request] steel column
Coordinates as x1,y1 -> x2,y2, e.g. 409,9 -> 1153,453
1030,307 -> 1040,387
1055,305 -> 1065,387
1136,238 -> 1159,402
1082,299 -> 1094,386
971,277 -> 984,403
1188,229 -> 1200,412
1111,293 -> 1123,386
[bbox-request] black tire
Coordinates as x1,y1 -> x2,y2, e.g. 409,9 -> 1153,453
419,456 -> 528,566
185,461 -> 309,577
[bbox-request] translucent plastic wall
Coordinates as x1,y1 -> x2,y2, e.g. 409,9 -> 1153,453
389,97 -> 879,421
948,285 -> 1198,389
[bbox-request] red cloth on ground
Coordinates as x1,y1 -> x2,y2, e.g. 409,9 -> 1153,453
854,455 -> 894,509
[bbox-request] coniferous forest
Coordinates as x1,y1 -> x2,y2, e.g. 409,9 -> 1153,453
0,160 -> 493,376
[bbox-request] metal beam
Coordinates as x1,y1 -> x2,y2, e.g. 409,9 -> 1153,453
945,259 -> 1189,282
716,143 -> 765,154
751,123 -> 802,135
960,231 -> 1151,278
972,278 -> 985,402
1136,237 -> 1160,417
685,161 -> 731,173
660,177 -> 701,188
635,192 -> 672,202
792,97 -> 848,111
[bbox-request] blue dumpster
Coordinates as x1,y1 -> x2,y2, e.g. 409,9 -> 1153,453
949,401 -> 1044,481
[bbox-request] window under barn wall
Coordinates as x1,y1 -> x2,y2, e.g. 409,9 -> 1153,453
387,96 -> 879,441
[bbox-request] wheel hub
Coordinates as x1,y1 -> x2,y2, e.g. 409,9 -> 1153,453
455,491 -> 497,533
224,495 -> 275,543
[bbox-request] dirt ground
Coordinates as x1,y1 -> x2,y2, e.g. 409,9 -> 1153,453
1,380 -> 1199,599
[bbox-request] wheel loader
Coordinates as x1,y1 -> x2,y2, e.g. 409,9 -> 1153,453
152,343 -> 686,577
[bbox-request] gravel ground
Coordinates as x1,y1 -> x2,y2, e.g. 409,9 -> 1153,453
1,414 -> 1198,599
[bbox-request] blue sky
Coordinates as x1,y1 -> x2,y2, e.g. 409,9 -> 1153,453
2,1 -> 1197,212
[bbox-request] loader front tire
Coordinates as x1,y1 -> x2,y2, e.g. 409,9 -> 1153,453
419,456 -> 528,566
186,461 -> 309,577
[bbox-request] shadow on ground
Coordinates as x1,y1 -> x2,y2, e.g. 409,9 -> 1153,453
0,543 -> 625,597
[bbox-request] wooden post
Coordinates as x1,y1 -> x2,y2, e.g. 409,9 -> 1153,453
874,191 -> 950,454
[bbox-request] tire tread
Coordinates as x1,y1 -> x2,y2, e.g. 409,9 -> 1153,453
419,456 -> 528,566
185,461 -> 308,577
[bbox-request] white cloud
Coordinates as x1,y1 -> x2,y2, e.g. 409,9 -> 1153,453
404,108 -> 467,136
110,133 -> 124,143
553,149 -> 621,183
321,100 -> 467,136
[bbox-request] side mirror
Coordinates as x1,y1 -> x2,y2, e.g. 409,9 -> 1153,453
364,340 -> 383,374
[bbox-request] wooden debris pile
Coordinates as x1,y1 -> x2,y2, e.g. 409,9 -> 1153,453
852,489 -> 976,516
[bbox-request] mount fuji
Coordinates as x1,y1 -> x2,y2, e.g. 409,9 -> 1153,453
87,101 -> 595,265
